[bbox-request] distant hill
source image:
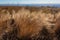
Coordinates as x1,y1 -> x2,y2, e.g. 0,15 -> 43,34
0,4 -> 60,7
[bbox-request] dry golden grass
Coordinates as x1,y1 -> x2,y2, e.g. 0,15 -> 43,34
0,6 -> 60,40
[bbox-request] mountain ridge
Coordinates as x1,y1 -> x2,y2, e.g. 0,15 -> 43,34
0,4 -> 60,7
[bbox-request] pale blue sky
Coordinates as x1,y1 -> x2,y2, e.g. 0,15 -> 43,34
0,0 -> 60,4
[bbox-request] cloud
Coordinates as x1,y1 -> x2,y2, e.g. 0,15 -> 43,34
0,0 -> 60,4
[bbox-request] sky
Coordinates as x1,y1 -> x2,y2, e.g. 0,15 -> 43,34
0,0 -> 60,4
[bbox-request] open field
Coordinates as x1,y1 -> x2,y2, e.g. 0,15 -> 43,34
0,6 -> 60,40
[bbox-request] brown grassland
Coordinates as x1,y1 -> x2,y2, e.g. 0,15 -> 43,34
0,6 -> 60,40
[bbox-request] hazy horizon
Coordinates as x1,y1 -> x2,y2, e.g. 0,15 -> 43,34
0,4 -> 60,8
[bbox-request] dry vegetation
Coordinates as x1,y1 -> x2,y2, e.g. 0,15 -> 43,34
0,6 -> 60,40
